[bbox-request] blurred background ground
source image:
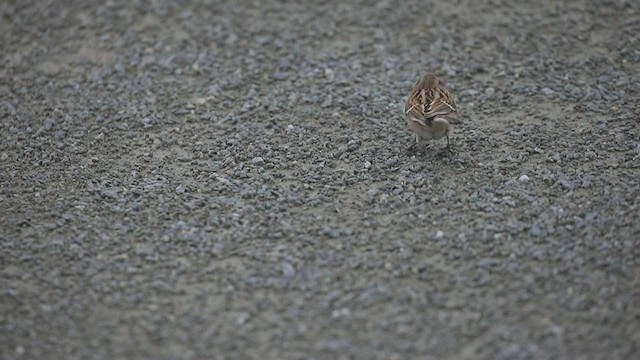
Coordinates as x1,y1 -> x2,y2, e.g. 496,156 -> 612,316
1,0 -> 639,359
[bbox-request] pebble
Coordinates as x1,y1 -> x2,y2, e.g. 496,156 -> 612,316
15,346 -> 25,356
541,87 -> 554,95
586,102 -> 600,112
251,157 -> 265,165
102,190 -> 119,199
461,89 -> 479,97
519,175 -> 530,182
485,87 -> 495,97
321,95 -> 333,108
282,262 -> 295,278
529,224 -> 544,237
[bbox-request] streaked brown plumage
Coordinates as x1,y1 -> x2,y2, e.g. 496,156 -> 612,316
404,73 -> 461,151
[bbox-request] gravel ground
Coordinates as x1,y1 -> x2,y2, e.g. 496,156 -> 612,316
1,0 -> 639,359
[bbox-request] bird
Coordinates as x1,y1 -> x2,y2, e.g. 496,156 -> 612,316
404,73 -> 462,152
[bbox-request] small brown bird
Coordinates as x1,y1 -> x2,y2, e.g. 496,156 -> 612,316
404,73 -> 461,152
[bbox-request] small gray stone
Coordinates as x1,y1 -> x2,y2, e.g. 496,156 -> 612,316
541,87 -> 554,95
272,71 -> 288,80
586,102 -> 600,112
385,158 -> 398,167
485,87 -> 495,97
102,190 -> 119,199
348,107 -> 360,115
460,89 -> 479,97
251,157 -> 265,165
529,223 -> 544,237
135,243 -> 154,256
282,262 -> 295,278
321,95 -> 332,108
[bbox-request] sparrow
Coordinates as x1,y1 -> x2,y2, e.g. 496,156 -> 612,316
404,73 -> 462,152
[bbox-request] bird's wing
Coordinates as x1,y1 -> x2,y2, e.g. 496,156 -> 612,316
405,87 -> 457,125
424,88 -> 457,119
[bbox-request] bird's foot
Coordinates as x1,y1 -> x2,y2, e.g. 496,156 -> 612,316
406,142 -> 420,155
446,144 -> 456,155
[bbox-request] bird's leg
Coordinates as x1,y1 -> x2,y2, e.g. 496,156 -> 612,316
406,134 -> 421,153
446,134 -> 455,154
